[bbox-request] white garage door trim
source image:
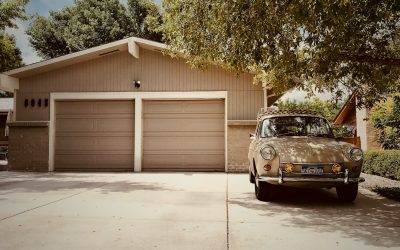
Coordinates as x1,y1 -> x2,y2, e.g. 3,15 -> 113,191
49,91 -> 228,172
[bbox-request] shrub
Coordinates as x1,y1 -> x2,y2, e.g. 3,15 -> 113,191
363,150 -> 400,180
370,95 -> 400,149
372,187 -> 400,202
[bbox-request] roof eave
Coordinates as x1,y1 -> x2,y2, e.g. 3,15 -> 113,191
3,37 -> 167,79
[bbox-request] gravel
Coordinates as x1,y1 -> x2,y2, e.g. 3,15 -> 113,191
360,173 -> 400,189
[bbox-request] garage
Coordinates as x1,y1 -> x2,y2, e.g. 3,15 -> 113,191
142,100 -> 225,171
5,37 -> 265,172
54,100 -> 135,171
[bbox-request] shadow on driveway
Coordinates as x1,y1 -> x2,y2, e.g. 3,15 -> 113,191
229,186 -> 400,248
0,173 -> 181,195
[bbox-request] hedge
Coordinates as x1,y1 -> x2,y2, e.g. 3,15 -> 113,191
363,150 -> 400,180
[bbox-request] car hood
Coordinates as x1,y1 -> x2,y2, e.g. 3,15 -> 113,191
259,137 -> 349,163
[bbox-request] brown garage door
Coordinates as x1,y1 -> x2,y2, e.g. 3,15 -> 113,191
143,100 -> 225,171
55,100 -> 135,171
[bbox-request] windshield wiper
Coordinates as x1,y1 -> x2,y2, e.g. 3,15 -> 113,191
275,132 -> 301,137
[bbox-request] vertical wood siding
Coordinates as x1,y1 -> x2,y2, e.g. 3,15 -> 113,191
18,49 -> 263,121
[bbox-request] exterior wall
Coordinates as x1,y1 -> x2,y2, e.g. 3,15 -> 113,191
227,124 -> 256,172
356,107 -> 368,150
366,114 -> 382,150
356,107 -> 382,151
8,123 -> 49,171
17,49 -> 263,121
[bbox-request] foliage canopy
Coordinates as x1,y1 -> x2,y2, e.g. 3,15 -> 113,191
159,0 -> 400,107
27,0 -> 163,59
0,0 -> 27,72
371,95 -> 400,149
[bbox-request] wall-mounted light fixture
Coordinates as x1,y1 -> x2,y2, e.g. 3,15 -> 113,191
133,80 -> 141,88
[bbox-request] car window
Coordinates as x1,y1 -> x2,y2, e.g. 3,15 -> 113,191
305,117 -> 332,136
260,116 -> 334,138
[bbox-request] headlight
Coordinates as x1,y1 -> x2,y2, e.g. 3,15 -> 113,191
260,145 -> 276,160
350,148 -> 363,161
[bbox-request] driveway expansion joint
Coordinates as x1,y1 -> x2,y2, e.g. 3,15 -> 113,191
0,182 -> 110,222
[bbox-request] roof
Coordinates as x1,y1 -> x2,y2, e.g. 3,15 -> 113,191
0,98 -> 13,112
333,94 -> 356,125
3,37 -> 166,78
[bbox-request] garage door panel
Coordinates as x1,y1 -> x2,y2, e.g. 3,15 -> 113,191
57,119 -> 95,132
55,100 -> 134,171
143,100 -> 225,171
144,118 -> 224,132
143,154 -> 225,171
97,119 -> 134,132
56,101 -> 134,115
95,101 -> 135,114
56,136 -> 134,151
56,102 -> 95,114
57,114 -> 134,119
55,154 -> 134,171
143,131 -> 224,137
143,136 -> 224,151
57,118 -> 134,132
144,100 -> 224,114
144,113 -> 224,119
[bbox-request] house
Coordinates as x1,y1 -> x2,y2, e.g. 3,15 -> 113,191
333,94 -> 381,151
0,37 -> 280,172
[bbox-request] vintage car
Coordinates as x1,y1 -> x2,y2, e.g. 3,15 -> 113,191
248,109 -> 365,202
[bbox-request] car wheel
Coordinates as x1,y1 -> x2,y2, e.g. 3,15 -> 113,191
336,183 -> 358,202
254,172 -> 274,201
249,168 -> 255,184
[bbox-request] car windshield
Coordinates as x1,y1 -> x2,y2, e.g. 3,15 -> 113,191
260,116 -> 334,138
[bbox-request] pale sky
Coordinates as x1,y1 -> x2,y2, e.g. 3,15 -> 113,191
5,0 -> 141,65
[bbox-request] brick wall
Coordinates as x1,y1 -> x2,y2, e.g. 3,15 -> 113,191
227,124 -> 256,172
8,123 -> 49,171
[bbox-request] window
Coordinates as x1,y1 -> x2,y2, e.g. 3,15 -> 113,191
260,116 -> 334,138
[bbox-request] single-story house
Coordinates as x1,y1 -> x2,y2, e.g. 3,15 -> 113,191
333,94 -> 380,151
0,37 -> 280,172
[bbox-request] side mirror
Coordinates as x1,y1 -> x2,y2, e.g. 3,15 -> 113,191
249,133 -> 255,140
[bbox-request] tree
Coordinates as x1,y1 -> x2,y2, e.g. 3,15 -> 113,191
127,0 -> 162,42
0,0 -> 27,30
0,32 -> 22,72
159,0 -> 400,108
371,95 -> 400,149
27,0 -> 163,59
0,0 -> 27,72
277,98 -> 353,137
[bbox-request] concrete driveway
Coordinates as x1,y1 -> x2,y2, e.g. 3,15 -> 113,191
0,172 -> 399,250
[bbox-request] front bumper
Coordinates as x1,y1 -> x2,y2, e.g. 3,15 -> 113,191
258,169 -> 365,185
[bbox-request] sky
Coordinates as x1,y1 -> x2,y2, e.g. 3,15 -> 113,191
5,0 -> 130,65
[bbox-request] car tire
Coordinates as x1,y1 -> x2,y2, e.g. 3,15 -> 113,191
336,183 -> 358,202
249,168 -> 255,184
254,172 -> 274,201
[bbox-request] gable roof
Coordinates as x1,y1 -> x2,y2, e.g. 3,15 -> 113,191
333,94 -> 356,124
3,37 -> 166,78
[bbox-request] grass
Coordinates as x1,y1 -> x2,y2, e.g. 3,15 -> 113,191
372,187 -> 400,202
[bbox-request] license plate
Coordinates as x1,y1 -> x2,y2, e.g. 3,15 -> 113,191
301,166 -> 324,175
